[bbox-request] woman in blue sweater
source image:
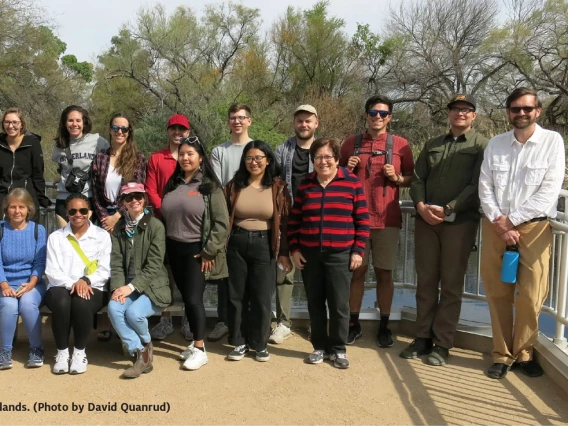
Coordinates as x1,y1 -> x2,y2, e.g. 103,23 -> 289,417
0,188 -> 47,369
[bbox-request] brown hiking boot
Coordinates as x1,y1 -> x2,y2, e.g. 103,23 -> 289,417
122,343 -> 153,379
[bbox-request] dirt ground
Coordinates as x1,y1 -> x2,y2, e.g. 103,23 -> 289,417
1,320 -> 567,425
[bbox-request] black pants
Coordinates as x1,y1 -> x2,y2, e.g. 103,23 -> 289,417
210,277 -> 228,323
301,249 -> 352,355
166,238 -> 207,341
44,286 -> 107,350
227,229 -> 275,351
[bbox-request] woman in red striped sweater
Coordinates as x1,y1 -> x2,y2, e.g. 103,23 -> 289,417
288,138 -> 369,369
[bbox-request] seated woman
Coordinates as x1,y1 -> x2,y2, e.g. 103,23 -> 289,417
224,140 -> 291,362
0,189 -> 47,369
288,138 -> 369,369
108,182 -> 171,379
161,136 -> 228,371
45,194 -> 111,375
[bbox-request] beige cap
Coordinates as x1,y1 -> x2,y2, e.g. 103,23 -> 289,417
294,104 -> 318,118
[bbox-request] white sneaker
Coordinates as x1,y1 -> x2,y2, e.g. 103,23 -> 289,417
179,341 -> 195,360
150,317 -> 174,340
69,351 -> 88,374
182,346 -> 208,371
53,350 -> 69,374
268,323 -> 291,344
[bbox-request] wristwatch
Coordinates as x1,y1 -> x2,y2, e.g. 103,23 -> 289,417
80,276 -> 91,286
444,205 -> 454,217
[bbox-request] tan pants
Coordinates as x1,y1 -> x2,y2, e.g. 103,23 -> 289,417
481,218 -> 552,365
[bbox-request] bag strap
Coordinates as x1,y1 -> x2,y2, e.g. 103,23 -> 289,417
383,133 -> 395,196
65,146 -> 74,166
353,134 -> 363,156
0,221 -> 38,241
66,234 -> 91,267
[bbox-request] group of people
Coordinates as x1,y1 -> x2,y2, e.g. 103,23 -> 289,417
0,87 -> 563,380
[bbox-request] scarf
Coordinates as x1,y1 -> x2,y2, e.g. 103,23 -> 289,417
124,210 -> 147,238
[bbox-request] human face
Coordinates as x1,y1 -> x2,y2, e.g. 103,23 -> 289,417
66,110 -> 84,139
6,199 -> 28,226
228,109 -> 252,136
167,124 -> 190,145
110,117 -> 130,146
294,112 -> 319,141
313,145 -> 338,180
366,103 -> 391,135
123,192 -> 145,217
507,95 -> 541,130
245,148 -> 268,179
66,198 -> 89,229
2,113 -> 22,137
178,143 -> 202,176
448,102 -> 477,131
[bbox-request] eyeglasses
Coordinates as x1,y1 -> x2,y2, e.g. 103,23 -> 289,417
229,116 -> 250,122
367,110 -> 391,118
181,136 -> 202,147
314,155 -> 335,163
68,208 -> 89,216
111,125 -> 130,133
245,155 -> 266,163
450,107 -> 475,114
123,193 -> 144,203
3,121 -> 21,127
509,106 -> 536,114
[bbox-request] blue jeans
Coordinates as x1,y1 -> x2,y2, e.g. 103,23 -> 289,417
0,285 -> 46,351
108,293 -> 161,355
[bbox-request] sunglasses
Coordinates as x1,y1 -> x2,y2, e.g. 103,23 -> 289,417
181,136 -> 202,146
123,193 -> 144,203
111,125 -> 130,133
509,106 -> 536,114
68,208 -> 89,216
367,110 -> 391,118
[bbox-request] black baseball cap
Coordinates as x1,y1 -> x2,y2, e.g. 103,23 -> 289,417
447,94 -> 476,111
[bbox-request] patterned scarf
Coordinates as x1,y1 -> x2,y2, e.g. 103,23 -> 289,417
124,210 -> 147,238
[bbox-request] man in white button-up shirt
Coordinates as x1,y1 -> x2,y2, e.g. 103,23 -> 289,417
479,87 -> 565,380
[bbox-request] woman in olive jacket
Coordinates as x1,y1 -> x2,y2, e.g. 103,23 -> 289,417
108,182 -> 171,379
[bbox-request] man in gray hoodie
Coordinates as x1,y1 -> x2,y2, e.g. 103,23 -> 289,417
271,105 -> 319,343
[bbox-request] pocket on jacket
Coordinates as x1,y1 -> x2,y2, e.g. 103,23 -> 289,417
525,161 -> 547,186
490,162 -> 510,187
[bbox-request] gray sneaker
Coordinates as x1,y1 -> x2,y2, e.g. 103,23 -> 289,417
207,322 -> 228,342
27,347 -> 44,368
329,353 -> 350,369
150,317 -> 174,341
306,350 -> 328,364
0,349 -> 12,370
181,316 -> 194,341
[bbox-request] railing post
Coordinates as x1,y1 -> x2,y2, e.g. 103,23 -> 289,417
553,193 -> 568,348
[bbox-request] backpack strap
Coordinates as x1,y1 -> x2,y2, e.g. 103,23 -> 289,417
383,133 -> 395,196
0,221 -> 38,241
0,222 -> 3,242
353,134 -> 363,156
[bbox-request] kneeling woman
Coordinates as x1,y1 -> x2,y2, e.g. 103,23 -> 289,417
162,136 -> 228,371
108,182 -> 171,379
45,194 -> 111,374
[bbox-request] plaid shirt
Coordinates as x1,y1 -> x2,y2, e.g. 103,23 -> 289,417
91,148 -> 147,221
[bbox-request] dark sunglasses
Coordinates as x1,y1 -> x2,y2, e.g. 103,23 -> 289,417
123,193 -> 144,203
111,125 -> 130,133
68,208 -> 89,216
509,106 -> 536,114
367,110 -> 391,118
181,136 -> 202,147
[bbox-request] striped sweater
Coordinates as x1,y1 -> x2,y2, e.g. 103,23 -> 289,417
287,166 -> 370,255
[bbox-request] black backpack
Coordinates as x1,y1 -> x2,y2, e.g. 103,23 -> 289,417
0,221 -> 39,242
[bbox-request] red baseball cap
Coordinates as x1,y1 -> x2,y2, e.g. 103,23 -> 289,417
167,114 -> 190,129
120,182 -> 145,196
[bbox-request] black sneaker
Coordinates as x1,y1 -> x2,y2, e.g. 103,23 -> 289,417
426,345 -> 449,366
487,362 -> 510,379
255,349 -> 270,362
514,360 -> 544,377
399,338 -> 433,359
347,323 -> 362,345
227,345 -> 249,361
377,328 -> 394,348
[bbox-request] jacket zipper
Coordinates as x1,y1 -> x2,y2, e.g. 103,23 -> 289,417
1,143 -> 32,193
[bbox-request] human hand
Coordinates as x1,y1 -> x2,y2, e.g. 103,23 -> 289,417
1,282 -> 16,297
346,156 -> 361,171
292,251 -> 307,270
101,213 -> 121,232
499,229 -> 521,246
111,285 -> 133,304
417,203 -> 444,225
492,215 -> 514,235
70,279 -> 94,300
15,282 -> 36,298
195,253 -> 215,273
277,255 -> 292,273
383,164 -> 397,181
349,253 -> 363,271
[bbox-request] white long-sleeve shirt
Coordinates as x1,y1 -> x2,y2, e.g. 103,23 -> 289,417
479,124 -> 565,226
45,222 -> 111,291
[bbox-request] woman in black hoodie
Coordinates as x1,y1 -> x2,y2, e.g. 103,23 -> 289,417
0,108 -> 51,221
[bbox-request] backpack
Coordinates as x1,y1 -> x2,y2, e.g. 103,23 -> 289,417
353,133 -> 394,195
0,221 -> 39,241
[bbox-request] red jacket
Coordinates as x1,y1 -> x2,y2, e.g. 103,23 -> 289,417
145,147 -> 177,218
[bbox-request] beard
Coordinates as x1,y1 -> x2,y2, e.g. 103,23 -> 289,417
510,115 -> 536,129
295,128 -> 315,141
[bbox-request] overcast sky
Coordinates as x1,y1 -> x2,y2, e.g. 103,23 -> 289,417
36,0 -> 392,63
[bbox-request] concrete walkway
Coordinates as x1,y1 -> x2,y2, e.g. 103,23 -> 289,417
2,322 -> 567,425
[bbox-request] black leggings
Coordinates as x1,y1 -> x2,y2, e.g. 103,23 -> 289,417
44,287 -> 106,350
166,238 -> 207,341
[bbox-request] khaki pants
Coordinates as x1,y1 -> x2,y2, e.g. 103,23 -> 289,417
414,218 -> 478,349
481,218 -> 552,365
276,261 -> 295,328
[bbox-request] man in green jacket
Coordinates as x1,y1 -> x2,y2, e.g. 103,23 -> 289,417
402,94 -> 489,366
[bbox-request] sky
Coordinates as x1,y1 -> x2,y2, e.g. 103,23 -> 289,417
36,0 -> 392,63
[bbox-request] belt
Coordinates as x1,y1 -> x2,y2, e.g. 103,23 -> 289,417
231,226 -> 270,237
523,217 -> 547,225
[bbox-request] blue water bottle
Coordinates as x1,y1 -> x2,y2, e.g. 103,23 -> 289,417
501,245 -> 519,284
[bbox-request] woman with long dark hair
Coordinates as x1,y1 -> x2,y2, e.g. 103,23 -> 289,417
225,140 -> 291,362
51,105 -> 109,228
161,136 -> 229,371
91,113 -> 146,233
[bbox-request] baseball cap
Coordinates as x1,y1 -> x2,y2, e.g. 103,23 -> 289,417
120,182 -> 145,196
167,114 -> 190,129
447,94 -> 476,111
294,105 -> 318,118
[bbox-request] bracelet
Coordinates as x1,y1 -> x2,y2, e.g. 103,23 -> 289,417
80,276 -> 91,286
397,174 -> 403,183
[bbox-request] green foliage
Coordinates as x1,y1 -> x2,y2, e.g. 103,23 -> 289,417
61,55 -> 93,82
